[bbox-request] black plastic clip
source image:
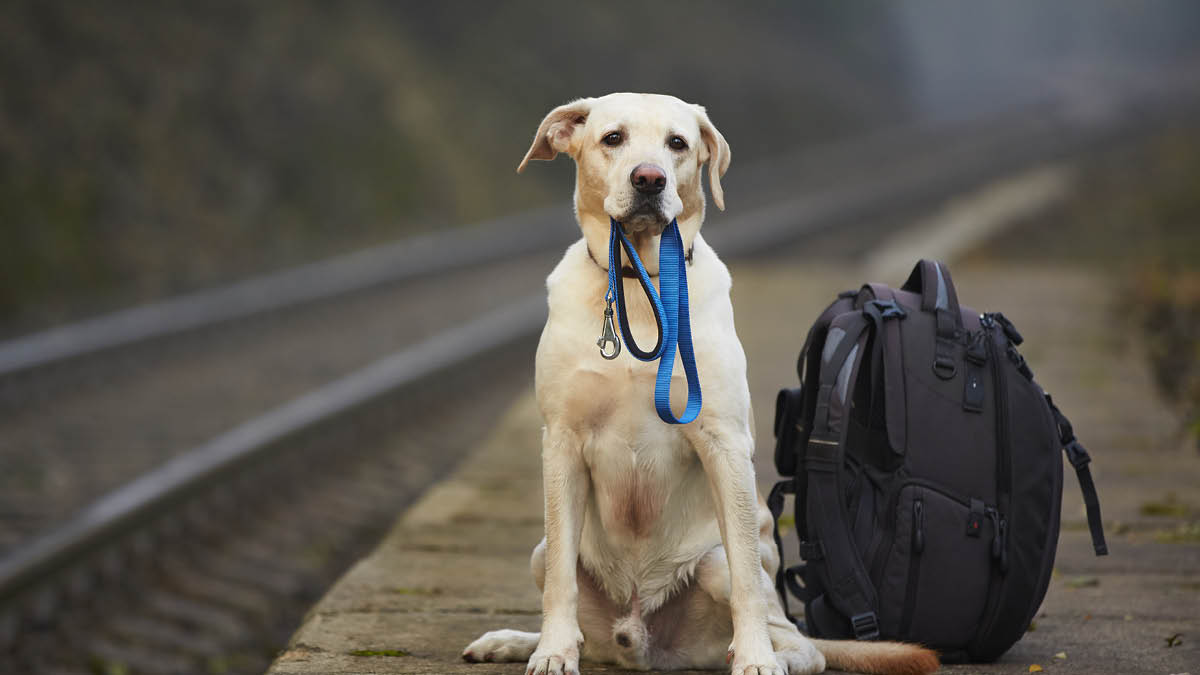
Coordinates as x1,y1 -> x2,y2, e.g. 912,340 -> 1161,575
867,299 -> 908,320
798,539 -> 825,562
1064,439 -> 1092,470
851,611 -> 881,640
967,498 -> 986,538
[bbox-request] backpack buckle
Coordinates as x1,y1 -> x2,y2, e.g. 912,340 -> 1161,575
798,539 -> 825,561
850,611 -> 880,640
1064,439 -> 1092,470
867,299 -> 907,320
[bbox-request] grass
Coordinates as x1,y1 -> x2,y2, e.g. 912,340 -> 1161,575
1154,521 -> 1200,544
349,649 -> 410,657
1139,493 -> 1193,518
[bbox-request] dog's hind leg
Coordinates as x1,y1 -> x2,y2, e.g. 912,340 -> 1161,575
462,540 -> 550,663
695,537 -> 938,675
462,629 -> 540,663
695,542 -> 826,675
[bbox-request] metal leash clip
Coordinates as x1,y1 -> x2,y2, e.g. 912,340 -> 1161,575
597,301 -> 620,359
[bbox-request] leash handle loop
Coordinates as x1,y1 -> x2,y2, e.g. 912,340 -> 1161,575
653,222 -> 702,424
601,218 -> 702,424
609,222 -> 666,360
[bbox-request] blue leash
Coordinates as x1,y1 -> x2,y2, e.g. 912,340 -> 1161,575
596,218 -> 702,424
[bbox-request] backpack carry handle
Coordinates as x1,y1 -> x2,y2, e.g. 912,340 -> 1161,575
901,259 -> 963,334
902,260 -> 964,379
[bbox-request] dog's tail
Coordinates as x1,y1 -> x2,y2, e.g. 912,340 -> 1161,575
810,638 -> 939,675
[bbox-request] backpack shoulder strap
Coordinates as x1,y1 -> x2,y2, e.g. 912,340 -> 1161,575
803,310 -> 881,639
775,290 -> 858,477
798,290 -> 860,382
862,283 -> 908,455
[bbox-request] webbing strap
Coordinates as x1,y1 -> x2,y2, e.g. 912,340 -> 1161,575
1046,394 -> 1108,556
902,260 -> 962,380
767,479 -> 800,626
609,222 -> 665,360
607,218 -> 701,425
805,313 -> 880,639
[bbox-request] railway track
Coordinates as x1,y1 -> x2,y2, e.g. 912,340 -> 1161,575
1,85 -> 1196,674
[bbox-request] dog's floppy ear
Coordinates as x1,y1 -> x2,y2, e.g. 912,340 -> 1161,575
517,98 -> 593,173
694,105 -> 731,211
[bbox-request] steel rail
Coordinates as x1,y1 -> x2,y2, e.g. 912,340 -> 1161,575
0,111 -> 1077,634
0,205 -> 572,378
0,106 -> 1069,381
0,293 -> 546,638
3,81 -> 1198,648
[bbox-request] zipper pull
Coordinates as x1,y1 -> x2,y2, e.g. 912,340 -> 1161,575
913,499 -> 925,555
994,312 -> 1024,345
987,508 -> 1002,558
998,516 -> 1009,574
986,508 -> 1009,574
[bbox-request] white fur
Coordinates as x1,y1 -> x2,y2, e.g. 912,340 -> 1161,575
464,94 -> 929,675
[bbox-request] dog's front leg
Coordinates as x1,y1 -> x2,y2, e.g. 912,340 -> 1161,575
528,425 -> 589,675
691,423 -> 784,675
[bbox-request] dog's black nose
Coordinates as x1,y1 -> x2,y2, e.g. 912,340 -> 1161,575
630,163 -> 666,195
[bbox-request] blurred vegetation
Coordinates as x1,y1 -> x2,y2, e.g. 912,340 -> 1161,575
0,1 -> 909,336
981,126 -> 1200,445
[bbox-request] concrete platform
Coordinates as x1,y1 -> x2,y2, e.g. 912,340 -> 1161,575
267,259 -> 1200,675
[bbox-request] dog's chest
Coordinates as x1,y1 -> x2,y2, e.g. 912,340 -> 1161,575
579,393 -> 699,540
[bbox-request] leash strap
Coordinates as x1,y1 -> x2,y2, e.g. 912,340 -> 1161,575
609,221 -> 665,360
603,218 -> 702,424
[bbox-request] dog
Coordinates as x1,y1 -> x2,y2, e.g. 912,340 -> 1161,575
463,93 -> 939,675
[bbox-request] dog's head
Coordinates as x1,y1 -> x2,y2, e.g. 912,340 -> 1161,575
518,93 -> 730,235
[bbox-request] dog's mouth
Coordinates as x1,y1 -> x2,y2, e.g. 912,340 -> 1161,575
614,198 -> 669,235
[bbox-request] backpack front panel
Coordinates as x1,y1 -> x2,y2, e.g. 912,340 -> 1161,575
968,329 -> 1065,660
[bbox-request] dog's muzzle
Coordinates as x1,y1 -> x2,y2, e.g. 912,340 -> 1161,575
618,163 -> 670,233
617,197 -> 669,234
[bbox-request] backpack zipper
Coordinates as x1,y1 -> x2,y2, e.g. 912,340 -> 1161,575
973,315 -> 1014,648
986,506 -> 1009,573
898,494 -> 925,638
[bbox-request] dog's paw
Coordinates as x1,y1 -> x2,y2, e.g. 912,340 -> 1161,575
775,639 -> 826,675
525,628 -> 583,675
525,647 -> 580,675
462,629 -> 538,663
727,636 -> 785,675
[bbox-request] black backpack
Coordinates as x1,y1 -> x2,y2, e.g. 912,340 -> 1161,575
769,259 -> 1108,661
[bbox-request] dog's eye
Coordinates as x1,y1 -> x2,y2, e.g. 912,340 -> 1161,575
668,135 -> 688,151
602,132 -> 623,147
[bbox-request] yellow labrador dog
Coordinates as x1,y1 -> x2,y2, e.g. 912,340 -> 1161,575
463,93 -> 938,675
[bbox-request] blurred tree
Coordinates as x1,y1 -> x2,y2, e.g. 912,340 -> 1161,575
3,1 -> 1197,336
0,1 -> 910,335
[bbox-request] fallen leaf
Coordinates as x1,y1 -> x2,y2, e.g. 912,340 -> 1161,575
1027,621 -> 1038,632
1165,633 -> 1183,648
1054,651 -> 1067,660
1083,614 -> 1092,621
1029,665 -> 1043,673
1124,614 -> 1133,621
